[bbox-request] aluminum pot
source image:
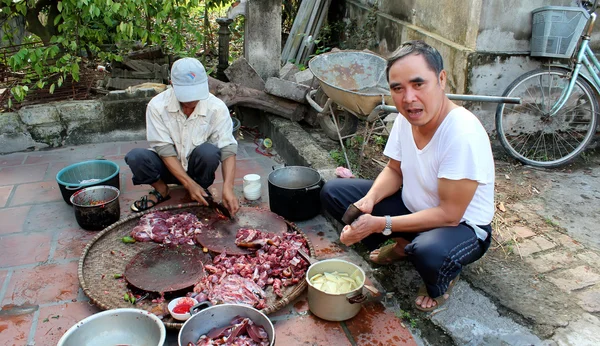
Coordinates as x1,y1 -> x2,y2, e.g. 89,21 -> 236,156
178,303 -> 275,346
306,259 -> 366,321
57,308 -> 166,346
70,185 -> 120,231
268,166 -> 322,221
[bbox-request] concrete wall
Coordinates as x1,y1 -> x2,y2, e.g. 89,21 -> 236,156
0,89 -> 155,154
245,0 -> 281,80
343,0 -> 600,132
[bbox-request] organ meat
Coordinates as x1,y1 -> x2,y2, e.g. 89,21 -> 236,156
193,315 -> 270,346
193,229 -> 310,307
131,211 -> 207,246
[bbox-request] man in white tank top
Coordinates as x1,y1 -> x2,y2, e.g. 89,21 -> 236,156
320,41 -> 495,312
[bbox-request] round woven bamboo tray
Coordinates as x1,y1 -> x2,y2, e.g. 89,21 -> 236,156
78,202 -> 316,330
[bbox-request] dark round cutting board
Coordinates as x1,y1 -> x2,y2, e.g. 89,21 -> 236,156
196,207 -> 288,255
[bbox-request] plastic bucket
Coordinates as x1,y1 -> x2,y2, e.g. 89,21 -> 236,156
56,160 -> 120,205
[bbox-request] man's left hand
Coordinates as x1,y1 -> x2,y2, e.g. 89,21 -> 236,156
222,188 -> 240,216
339,213 -> 381,246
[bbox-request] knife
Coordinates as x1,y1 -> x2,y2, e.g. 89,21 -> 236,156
203,189 -> 232,219
341,203 -> 364,225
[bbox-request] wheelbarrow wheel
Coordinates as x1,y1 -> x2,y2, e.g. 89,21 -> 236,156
316,89 -> 358,141
318,104 -> 359,141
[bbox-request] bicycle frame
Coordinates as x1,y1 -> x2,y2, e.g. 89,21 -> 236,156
550,11 -> 600,115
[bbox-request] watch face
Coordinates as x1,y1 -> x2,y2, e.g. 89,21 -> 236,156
383,228 -> 392,236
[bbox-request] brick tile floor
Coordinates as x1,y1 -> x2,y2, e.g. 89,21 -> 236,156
0,139 -> 415,345
0,206 -> 29,235
0,186 -> 14,208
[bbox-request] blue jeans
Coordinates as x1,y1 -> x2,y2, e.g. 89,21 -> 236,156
124,143 -> 221,189
320,178 -> 492,297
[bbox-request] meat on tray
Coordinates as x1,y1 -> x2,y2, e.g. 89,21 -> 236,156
193,228 -> 310,308
189,315 -> 269,346
131,211 -> 208,245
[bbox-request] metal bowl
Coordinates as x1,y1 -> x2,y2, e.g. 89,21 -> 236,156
178,303 -> 275,346
57,308 -> 166,346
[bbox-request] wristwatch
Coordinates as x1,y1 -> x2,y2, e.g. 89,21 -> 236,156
382,215 -> 392,236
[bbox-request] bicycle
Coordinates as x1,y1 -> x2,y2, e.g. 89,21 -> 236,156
496,0 -> 600,168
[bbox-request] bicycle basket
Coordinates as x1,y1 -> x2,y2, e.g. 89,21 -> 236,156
530,6 -> 590,58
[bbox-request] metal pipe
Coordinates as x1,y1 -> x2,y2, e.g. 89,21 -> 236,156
367,94 -> 521,121
446,94 -> 521,104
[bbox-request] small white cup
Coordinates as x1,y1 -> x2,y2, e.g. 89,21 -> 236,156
243,174 -> 262,201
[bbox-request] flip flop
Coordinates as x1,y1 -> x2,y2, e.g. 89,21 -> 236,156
369,242 -> 408,265
131,190 -> 171,212
415,275 -> 459,312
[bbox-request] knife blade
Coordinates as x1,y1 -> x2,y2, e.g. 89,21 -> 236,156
341,203 -> 364,225
203,190 -> 232,219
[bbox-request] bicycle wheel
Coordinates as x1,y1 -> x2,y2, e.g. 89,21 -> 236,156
496,67 -> 599,168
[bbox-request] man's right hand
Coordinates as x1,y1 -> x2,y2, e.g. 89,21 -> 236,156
186,181 -> 209,206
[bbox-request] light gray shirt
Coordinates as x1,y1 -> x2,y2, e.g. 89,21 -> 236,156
146,88 -> 238,170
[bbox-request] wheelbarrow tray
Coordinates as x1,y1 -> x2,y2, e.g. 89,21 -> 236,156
308,51 -> 394,119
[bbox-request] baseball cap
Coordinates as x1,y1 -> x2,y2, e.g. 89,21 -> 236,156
170,58 -> 209,102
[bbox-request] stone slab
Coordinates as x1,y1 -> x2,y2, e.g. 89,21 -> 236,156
224,57 -> 265,91
551,313 -> 600,345
265,77 -> 310,103
18,105 -> 60,125
577,286 -> 600,313
429,282 -> 543,345
280,62 -> 300,81
525,251 -> 577,273
294,68 -> 319,88
546,265 -> 600,292
577,251 -> 600,268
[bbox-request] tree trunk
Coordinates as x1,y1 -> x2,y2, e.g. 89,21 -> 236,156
208,76 -> 306,122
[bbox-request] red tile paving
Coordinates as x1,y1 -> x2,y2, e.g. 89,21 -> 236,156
53,228 -> 99,260
0,206 -> 30,235
0,163 -> 49,185
273,315 -> 353,346
43,161 -> 69,182
0,307 -> 35,346
0,270 -> 7,289
23,202 -> 77,232
0,233 -> 52,267
3,262 -> 79,306
9,181 -> 63,206
345,302 -> 417,346
0,186 -> 13,207
0,153 -> 26,167
0,140 -> 416,345
35,302 -> 101,346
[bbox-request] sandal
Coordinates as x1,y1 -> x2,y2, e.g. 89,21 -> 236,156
131,190 -> 171,212
415,275 -> 459,312
369,242 -> 408,265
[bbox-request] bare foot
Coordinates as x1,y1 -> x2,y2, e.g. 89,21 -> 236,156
414,276 -> 458,311
415,292 -> 449,310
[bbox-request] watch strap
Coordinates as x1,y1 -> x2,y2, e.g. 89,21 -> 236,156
384,215 -> 392,234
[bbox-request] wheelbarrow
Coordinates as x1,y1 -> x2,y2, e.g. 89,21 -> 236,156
306,50 -> 395,170
305,50 -> 521,170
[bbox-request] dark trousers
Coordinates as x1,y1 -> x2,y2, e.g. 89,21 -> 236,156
124,143 -> 221,189
320,178 -> 492,298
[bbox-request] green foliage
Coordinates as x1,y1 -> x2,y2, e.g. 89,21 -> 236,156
329,149 -> 347,167
395,309 -> 418,328
373,135 -> 387,148
336,6 -> 379,50
0,0 -> 235,103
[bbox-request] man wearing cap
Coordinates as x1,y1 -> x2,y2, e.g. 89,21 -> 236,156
125,58 -> 240,215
